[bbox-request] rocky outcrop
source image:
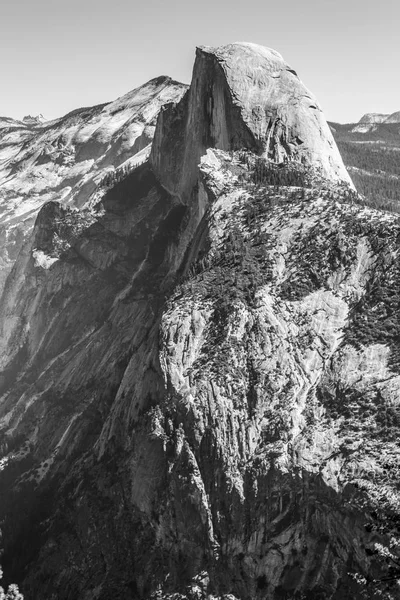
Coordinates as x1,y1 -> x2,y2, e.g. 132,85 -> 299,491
151,43 -> 352,197
385,110 -> 400,124
358,113 -> 388,124
22,114 -> 46,126
0,77 -> 186,296
354,111 -> 400,133
0,43 -> 398,600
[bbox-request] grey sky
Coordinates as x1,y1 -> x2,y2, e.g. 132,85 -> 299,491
1,0 -> 399,123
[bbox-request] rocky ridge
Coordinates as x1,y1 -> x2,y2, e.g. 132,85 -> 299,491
385,111 -> 400,124
22,115 -> 46,126
0,43 -> 399,600
0,76 -> 186,294
353,111 -> 400,134
359,113 -> 391,124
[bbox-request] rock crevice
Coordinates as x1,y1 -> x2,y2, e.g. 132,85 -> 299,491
0,43 -> 397,600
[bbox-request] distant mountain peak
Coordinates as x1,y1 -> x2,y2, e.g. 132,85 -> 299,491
22,113 -> 46,125
358,112 -> 388,124
358,111 -> 400,125
385,110 -> 400,123
152,41 -> 352,194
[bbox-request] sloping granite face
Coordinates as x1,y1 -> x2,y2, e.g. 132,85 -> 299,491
385,110 -> 400,123
151,43 -> 352,197
0,77 -> 187,296
201,43 -> 352,180
0,43 -> 398,600
358,113 -> 389,124
353,110 -> 400,132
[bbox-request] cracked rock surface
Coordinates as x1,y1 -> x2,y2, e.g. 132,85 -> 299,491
0,43 -> 399,600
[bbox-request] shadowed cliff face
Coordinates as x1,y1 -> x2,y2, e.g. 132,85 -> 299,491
0,77 -> 187,297
0,43 -> 398,600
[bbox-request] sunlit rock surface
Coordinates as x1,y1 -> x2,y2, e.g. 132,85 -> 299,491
358,113 -> 389,124
354,110 -> 400,132
385,111 -> 400,124
0,77 -> 186,294
151,43 -> 352,197
0,43 -> 399,600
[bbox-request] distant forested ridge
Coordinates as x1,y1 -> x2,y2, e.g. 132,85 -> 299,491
330,121 -> 400,213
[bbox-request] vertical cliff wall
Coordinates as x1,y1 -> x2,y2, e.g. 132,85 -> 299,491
0,43 -> 398,600
150,43 -> 352,198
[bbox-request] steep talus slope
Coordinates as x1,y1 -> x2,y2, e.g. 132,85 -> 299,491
0,77 -> 187,294
0,43 -> 399,600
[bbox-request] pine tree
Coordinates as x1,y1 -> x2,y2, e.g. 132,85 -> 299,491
0,567 -> 23,600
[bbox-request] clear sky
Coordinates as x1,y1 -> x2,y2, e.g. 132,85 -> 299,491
1,0 -> 399,123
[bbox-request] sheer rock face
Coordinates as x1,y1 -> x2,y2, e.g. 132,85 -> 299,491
0,43 -> 398,600
151,43 -> 352,196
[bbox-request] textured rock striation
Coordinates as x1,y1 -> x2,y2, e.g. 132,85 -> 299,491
0,43 -> 399,600
0,77 -> 186,295
151,43 -> 352,196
